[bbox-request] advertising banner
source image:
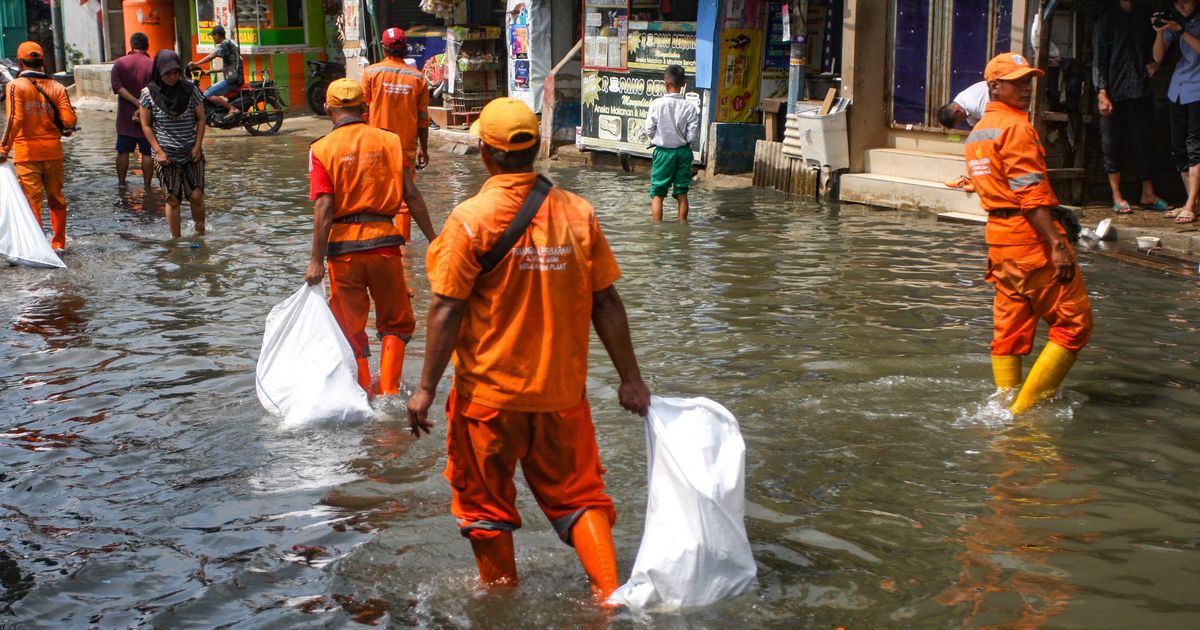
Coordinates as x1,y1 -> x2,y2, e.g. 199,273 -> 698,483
579,69 -> 708,162
715,29 -> 762,123
627,26 -> 697,73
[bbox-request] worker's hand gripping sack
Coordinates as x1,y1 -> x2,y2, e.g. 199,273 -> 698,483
0,163 -> 65,269
608,396 -> 757,610
256,284 -> 373,427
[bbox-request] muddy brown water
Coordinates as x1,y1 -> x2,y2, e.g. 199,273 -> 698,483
2,111 -> 1199,628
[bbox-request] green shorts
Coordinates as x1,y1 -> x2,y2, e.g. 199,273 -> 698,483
650,145 -> 693,198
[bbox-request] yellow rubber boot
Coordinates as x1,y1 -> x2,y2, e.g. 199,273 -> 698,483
571,510 -> 620,606
469,532 -> 517,586
378,336 -> 406,396
991,355 -> 1022,390
355,357 -> 373,399
1010,342 -> 1077,415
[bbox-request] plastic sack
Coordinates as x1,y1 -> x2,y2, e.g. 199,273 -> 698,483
608,396 -> 756,611
255,284 -> 373,427
0,163 -> 65,269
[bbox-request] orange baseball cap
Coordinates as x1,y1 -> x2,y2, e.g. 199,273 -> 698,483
325,78 -> 364,109
985,52 -> 1044,81
470,98 -> 539,151
17,41 -> 43,61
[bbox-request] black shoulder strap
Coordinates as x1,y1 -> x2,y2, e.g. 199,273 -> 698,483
24,77 -> 65,133
478,174 -> 553,273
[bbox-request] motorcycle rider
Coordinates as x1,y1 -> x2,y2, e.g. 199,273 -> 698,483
190,25 -> 242,118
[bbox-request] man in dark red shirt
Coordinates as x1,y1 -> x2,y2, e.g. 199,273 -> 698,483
110,32 -> 154,188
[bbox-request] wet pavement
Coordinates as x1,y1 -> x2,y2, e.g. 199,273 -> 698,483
2,110 -> 1200,628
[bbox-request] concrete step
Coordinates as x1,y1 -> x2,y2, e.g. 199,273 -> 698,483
838,173 -> 986,216
863,148 -> 967,183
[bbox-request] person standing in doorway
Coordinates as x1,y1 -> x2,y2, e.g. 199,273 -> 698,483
191,25 -> 243,118
1153,0 -> 1200,223
644,64 -> 699,222
139,51 -> 207,238
305,79 -> 437,397
406,98 -> 650,605
361,27 -> 431,241
0,41 -> 77,252
111,32 -> 154,189
964,53 -> 1093,415
1094,0 -> 1170,214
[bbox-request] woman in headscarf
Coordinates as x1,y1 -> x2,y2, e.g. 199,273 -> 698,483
138,50 -> 207,238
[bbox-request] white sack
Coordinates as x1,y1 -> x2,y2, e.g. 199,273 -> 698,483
255,284 -> 373,427
608,396 -> 757,611
0,163 -> 65,269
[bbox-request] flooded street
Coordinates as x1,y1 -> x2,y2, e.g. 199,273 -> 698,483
2,110 -> 1200,628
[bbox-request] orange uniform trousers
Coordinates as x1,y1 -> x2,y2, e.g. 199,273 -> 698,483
16,160 -> 66,250
393,163 -> 415,241
444,390 -> 617,543
986,242 -> 1093,357
326,250 -> 415,358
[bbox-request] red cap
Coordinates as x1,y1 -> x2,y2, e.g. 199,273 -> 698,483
381,28 -> 406,49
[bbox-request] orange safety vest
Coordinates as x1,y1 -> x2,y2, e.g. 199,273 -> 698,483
1,73 -> 77,162
964,101 -> 1060,246
309,120 -> 407,256
361,57 -> 430,165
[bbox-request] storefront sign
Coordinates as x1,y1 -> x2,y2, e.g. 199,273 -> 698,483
627,28 -> 696,73
197,0 -> 236,47
579,68 -> 708,161
716,29 -> 762,123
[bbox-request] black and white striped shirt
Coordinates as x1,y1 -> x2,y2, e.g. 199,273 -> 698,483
139,84 -> 203,162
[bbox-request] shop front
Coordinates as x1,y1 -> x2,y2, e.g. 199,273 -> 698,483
189,0 -> 328,112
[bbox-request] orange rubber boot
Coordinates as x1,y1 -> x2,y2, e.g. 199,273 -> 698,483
469,532 -> 517,586
355,357 -> 373,399
49,209 -> 66,251
571,510 -> 620,606
379,336 -> 406,396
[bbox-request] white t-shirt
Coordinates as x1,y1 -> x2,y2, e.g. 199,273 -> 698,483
952,81 -> 990,127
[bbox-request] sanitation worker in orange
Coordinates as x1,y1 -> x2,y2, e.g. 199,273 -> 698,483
361,27 -> 430,241
304,79 -> 437,397
0,41 -> 78,252
405,98 -> 651,606
965,53 -> 1093,415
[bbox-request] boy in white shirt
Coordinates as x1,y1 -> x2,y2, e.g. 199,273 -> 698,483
644,64 -> 700,221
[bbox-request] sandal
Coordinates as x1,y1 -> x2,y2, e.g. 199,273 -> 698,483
944,175 -> 975,193
1165,207 -> 1185,218
1112,201 -> 1134,214
1175,210 -> 1197,224
1139,198 -> 1172,212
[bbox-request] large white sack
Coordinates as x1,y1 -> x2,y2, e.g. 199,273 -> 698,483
608,396 -> 757,611
0,163 -> 65,269
255,283 -> 373,427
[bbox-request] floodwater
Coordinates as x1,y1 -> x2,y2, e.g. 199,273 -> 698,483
2,110 -> 1199,629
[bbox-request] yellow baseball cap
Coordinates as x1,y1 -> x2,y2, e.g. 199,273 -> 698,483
325,78 -> 364,109
985,52 -> 1044,82
470,98 -> 539,151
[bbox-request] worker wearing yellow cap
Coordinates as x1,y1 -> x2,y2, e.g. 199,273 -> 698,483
964,53 -> 1093,414
305,79 -> 437,397
406,97 -> 650,606
0,41 -> 77,252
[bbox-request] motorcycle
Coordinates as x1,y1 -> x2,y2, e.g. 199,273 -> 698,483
305,59 -> 345,116
187,64 -> 286,136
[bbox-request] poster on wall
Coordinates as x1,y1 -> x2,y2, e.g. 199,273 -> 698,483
505,0 -> 550,112
507,1 -> 530,95
197,0 -> 236,48
716,29 -> 762,123
343,0 -> 363,58
627,25 -> 696,73
579,68 -> 708,162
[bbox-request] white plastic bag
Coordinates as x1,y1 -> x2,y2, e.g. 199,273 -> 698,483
0,163 -> 65,269
255,284 -> 373,427
608,396 -> 757,611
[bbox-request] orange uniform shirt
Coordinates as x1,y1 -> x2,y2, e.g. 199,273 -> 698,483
965,101 -> 1060,246
361,58 -> 430,165
308,120 -> 407,255
426,173 -> 622,412
1,73 -> 77,162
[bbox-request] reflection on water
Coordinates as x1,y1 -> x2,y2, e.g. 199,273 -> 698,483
1,111 -> 1199,627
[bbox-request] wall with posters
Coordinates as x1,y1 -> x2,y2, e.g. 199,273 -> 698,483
505,0 -> 552,113
578,20 -> 709,162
